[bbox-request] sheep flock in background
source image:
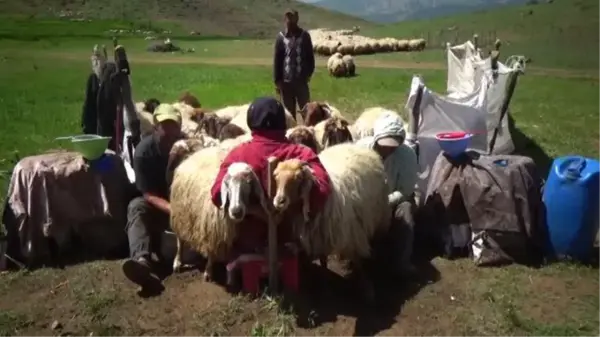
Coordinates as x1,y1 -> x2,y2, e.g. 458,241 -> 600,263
310,28 -> 427,56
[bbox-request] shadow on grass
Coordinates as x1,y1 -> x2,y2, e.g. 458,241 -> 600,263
509,114 -> 553,178
278,259 -> 440,336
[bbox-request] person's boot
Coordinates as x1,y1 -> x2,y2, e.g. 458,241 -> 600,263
122,256 -> 161,290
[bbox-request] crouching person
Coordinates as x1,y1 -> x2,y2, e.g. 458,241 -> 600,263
357,113 -> 419,278
122,104 -> 183,290
210,97 -> 331,260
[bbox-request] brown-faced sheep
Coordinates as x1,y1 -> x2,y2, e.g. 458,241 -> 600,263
271,144 -> 391,303
301,101 -> 343,127
314,116 -> 354,149
197,113 -> 232,139
178,91 -> 201,108
218,123 -> 247,141
285,125 -> 320,153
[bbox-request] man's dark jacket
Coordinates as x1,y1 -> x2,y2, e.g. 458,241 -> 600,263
273,27 -> 315,84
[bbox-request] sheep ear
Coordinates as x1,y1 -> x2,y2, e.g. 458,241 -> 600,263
249,170 -> 269,213
319,103 -> 331,117
299,164 -> 315,223
220,174 -> 230,210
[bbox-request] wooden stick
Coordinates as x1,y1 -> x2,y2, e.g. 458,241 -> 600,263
472,33 -> 479,51
266,156 -> 279,293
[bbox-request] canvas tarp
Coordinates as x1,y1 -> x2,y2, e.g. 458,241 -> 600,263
446,40 -> 521,155
419,151 -> 547,266
406,75 -> 489,203
2,151 -> 131,266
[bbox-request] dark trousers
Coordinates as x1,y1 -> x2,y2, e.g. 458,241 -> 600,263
280,80 -> 310,120
393,199 -> 416,267
126,197 -> 170,260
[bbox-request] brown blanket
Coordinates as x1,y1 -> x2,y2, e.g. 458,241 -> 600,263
421,151 -> 547,266
3,151 -> 131,265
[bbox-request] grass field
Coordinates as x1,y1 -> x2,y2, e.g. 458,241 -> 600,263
0,0 -> 599,335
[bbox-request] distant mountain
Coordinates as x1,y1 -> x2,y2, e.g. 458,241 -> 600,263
300,0 -> 528,23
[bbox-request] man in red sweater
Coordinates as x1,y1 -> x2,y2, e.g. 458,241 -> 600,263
210,96 -> 331,254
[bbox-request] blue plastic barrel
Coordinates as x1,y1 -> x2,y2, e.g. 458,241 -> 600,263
543,156 -> 600,261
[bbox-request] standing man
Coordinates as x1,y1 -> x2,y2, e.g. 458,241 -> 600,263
122,104 -> 183,291
273,9 -> 315,120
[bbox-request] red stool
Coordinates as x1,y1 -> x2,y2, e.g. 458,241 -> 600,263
233,254 -> 299,295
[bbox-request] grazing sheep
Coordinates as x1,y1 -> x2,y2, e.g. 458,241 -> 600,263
313,116 -> 354,149
327,53 -> 347,77
271,143 -> 391,302
169,134 -> 262,280
352,107 -> 405,141
178,91 -> 201,108
342,54 -> 355,76
229,106 -> 297,133
218,123 -> 246,141
301,101 -> 343,126
136,101 -> 156,136
285,125 -> 320,153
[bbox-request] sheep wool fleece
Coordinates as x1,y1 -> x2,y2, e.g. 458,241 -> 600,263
356,113 -> 418,203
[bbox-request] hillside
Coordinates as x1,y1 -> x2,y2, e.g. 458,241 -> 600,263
365,0 -> 599,70
0,0 -> 374,38
302,0 -> 527,23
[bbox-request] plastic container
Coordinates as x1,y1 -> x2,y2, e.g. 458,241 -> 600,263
236,255 -> 299,295
55,134 -> 111,160
435,132 -> 473,158
543,156 -> 600,261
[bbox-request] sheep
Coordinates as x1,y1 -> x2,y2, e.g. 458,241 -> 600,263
327,53 -> 347,77
166,135 -> 220,186
285,125 -> 320,153
218,123 -> 247,141
197,112 -> 233,139
169,134 -> 262,280
313,116 -> 354,149
178,91 -> 201,108
342,54 -> 355,76
229,105 -> 297,133
301,101 -> 343,127
271,143 -> 391,302
143,98 -> 161,113
213,103 -> 250,120
351,107 -> 405,141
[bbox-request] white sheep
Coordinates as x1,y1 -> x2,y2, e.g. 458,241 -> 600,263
135,102 -> 155,136
213,103 -> 250,120
271,143 -> 391,301
327,53 -> 347,77
351,107 -> 405,141
169,133 -> 261,281
342,54 -> 355,76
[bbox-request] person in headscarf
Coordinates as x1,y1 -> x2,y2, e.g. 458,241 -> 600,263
211,96 -> 331,254
357,112 -> 419,277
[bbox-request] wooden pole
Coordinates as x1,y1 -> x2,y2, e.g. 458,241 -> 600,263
473,33 -> 479,51
266,156 -> 279,293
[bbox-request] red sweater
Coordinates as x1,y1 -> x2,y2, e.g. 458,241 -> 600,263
210,130 -> 331,253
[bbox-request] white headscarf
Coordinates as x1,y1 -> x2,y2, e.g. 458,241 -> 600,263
368,112 -> 406,149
